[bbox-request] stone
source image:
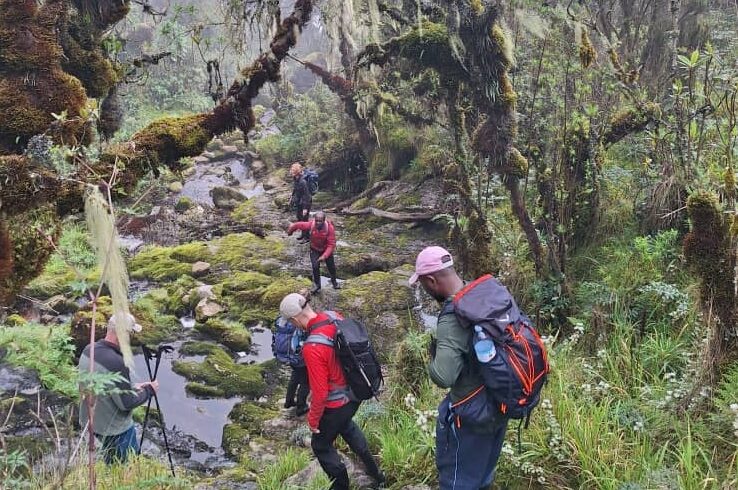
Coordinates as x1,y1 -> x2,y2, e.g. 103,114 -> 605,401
0,365 -> 41,396
202,151 -> 216,159
191,261 -> 211,277
194,285 -> 215,301
46,295 -> 78,314
222,145 -> 239,154
193,156 -> 209,164
284,453 -> 376,489
210,186 -> 247,210
250,159 -> 266,178
195,298 -> 223,321
183,166 -> 198,177
168,182 -> 184,193
150,205 -> 162,216
245,150 -> 259,160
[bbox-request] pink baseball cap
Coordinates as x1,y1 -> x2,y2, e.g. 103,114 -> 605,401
409,246 -> 454,285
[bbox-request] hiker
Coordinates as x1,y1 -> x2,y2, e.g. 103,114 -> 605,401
279,293 -> 385,490
409,246 -> 509,489
286,211 -> 339,294
78,313 -> 159,464
272,316 -> 310,416
288,163 -> 312,242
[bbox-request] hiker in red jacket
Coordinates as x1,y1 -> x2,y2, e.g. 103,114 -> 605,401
287,211 -> 340,294
279,293 -> 385,490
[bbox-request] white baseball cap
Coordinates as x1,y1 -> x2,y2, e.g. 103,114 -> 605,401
108,312 -> 143,333
279,293 -> 307,319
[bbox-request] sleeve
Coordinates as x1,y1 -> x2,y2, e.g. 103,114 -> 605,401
110,366 -> 152,411
320,223 -> 336,259
428,313 -> 467,389
303,344 -> 331,430
287,221 -> 309,235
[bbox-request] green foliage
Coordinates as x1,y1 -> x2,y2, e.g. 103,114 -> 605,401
254,448 -> 315,490
0,323 -> 78,398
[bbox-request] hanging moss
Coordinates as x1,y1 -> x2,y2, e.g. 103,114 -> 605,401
579,30 -> 597,69
603,103 -> 661,146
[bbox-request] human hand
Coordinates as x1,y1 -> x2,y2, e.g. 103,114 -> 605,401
302,209 -> 308,217
317,255 -> 326,263
309,426 -> 320,434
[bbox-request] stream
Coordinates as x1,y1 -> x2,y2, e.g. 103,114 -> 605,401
180,157 -> 265,206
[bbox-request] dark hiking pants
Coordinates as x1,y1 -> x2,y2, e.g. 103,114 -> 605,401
286,365 -> 309,409
310,401 -> 381,490
436,397 -> 508,489
296,208 -> 310,239
310,249 -> 337,288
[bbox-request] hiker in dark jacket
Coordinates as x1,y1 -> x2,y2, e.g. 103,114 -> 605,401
409,246 -> 509,489
289,163 -> 312,242
78,313 -> 159,464
287,211 -> 339,294
279,293 -> 385,490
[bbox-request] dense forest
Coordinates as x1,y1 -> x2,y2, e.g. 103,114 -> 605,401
1,0 -> 738,488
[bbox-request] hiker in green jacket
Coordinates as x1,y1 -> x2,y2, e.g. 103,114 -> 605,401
78,313 -> 158,464
410,246 -> 508,489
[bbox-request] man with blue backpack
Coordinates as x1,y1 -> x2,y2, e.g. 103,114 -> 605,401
272,316 -> 310,416
288,163 -> 317,243
409,246 -> 549,489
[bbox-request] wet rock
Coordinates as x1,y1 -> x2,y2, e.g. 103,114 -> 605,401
202,151 -> 216,159
194,285 -> 215,301
250,159 -> 266,178
210,186 -> 247,210
193,155 -> 210,164
191,261 -> 211,277
222,145 -> 239,154
168,181 -> 184,193
183,165 -> 198,177
195,298 -> 223,321
245,150 -> 259,160
284,453 -> 376,489
0,364 -> 41,396
223,166 -> 240,186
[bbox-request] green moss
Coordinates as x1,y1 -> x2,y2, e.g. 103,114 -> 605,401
132,114 -> 213,165
4,314 -> 27,327
180,341 -> 219,356
170,242 -> 211,263
221,272 -> 309,327
221,401 -> 278,459
489,25 -> 514,70
69,296 -> 113,354
164,275 -> 200,316
603,102 -> 661,145
196,318 -> 251,352
172,346 -> 267,398
222,423 -> 252,459
174,196 -> 195,212
210,232 -> 286,274
129,246 -> 192,281
131,290 -> 180,346
186,382 -> 225,398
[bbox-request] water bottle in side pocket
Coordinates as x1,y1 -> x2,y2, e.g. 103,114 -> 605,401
473,325 -> 496,363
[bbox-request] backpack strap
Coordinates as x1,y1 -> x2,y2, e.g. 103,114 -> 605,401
305,333 -> 334,347
439,300 -> 455,317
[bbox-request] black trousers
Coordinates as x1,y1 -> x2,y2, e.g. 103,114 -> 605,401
285,365 -> 309,408
311,402 -> 381,490
310,249 -> 337,288
296,208 -> 310,239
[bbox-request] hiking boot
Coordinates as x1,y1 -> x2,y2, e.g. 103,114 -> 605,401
372,471 -> 387,489
331,280 -> 341,290
284,399 -> 296,409
310,285 -> 321,295
295,405 -> 309,417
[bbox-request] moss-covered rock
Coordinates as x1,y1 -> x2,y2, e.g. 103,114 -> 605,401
210,232 -> 286,274
171,346 -> 267,398
180,341 -> 219,356
130,289 -> 181,346
221,401 -> 278,458
164,275 -> 201,316
129,242 -> 212,282
335,267 -> 415,359
4,314 -> 28,327
196,318 -> 251,352
174,196 -> 195,212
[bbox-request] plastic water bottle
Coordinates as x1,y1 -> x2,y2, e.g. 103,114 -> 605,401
473,326 -> 496,363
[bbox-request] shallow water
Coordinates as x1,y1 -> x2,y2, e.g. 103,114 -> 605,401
180,158 -> 265,206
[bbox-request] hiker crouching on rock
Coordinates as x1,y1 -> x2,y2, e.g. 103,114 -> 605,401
287,211 -> 340,294
279,293 -> 385,490
78,313 -> 159,464
410,247 -> 509,489
288,163 -> 312,242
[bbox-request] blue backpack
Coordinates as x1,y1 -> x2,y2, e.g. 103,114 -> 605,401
272,317 -> 305,367
303,169 -> 319,195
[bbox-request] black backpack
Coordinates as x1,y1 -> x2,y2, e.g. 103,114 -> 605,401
305,312 -> 383,401
442,275 -> 549,422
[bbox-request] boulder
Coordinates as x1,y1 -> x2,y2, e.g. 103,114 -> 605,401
202,151 -> 216,159
284,453 -> 376,489
250,159 -> 266,178
210,186 -> 247,210
195,298 -> 223,321
194,285 -> 215,301
222,145 -> 239,154
193,156 -> 209,164
168,181 -> 184,193
191,261 -> 211,277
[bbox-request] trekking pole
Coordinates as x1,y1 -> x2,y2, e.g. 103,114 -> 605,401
151,344 -> 175,477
